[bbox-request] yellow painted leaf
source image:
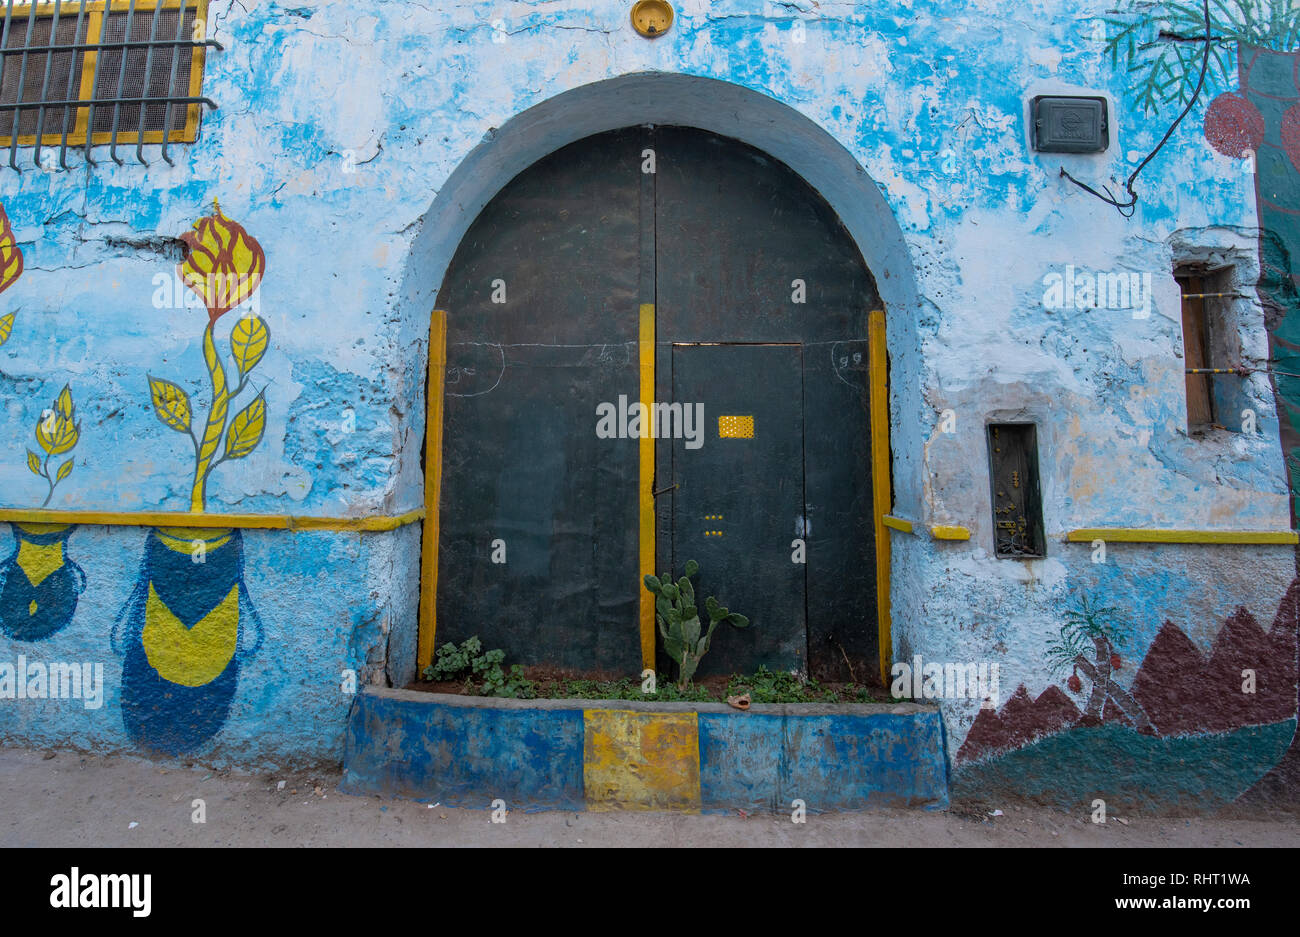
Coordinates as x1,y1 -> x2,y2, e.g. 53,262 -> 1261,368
47,417 -> 78,456
55,385 -> 73,419
148,376 -> 192,434
224,391 -> 266,460
230,315 -> 269,378
25,449 -> 40,475
55,458 -> 73,482
0,311 -> 14,347
34,413 -> 54,454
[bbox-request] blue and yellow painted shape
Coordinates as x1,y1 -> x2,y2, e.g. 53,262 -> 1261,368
341,690 -> 950,812
113,201 -> 270,756
113,526 -> 263,756
0,522 -> 86,642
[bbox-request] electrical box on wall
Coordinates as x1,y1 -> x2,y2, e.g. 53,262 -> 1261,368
1032,95 -> 1109,153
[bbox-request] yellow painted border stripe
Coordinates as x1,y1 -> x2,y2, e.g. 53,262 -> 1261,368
1066,528 -> 1299,545
882,514 -> 913,534
418,309 -> 448,672
0,507 -> 423,531
931,525 -> 971,541
868,310 -> 893,687
638,303 -> 656,673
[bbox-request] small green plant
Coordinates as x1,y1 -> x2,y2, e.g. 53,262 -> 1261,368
481,661 -> 537,699
728,666 -> 810,703
644,559 -> 750,690
423,636 -> 485,681
422,636 -> 536,699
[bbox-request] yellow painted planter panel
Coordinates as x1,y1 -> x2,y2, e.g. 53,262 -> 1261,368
583,710 -> 701,811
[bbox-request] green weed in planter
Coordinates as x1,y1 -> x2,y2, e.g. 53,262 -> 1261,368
422,636 -> 536,698
644,559 -> 750,691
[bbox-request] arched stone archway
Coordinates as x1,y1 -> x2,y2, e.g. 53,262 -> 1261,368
396,73 -> 925,681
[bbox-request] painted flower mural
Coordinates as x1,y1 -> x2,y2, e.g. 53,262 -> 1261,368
0,204 -> 88,643
0,386 -> 86,641
0,202 -> 19,352
28,385 -> 80,508
0,202 -> 22,300
114,200 -> 269,756
152,199 -> 269,513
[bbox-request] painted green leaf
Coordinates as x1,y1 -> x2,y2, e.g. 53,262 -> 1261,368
224,390 -> 266,460
230,315 -> 270,378
55,458 -> 73,482
0,311 -> 14,347
148,376 -> 192,434
25,449 -> 40,476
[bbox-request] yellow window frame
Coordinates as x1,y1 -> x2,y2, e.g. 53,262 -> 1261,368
1,0 -> 208,148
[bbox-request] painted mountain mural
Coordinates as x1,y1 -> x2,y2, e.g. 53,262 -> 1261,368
953,579 -> 1299,813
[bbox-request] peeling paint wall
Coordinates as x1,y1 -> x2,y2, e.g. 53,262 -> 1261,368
0,0 -> 1296,800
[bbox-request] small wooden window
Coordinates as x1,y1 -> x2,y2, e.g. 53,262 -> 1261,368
1176,270 -> 1216,431
987,423 -> 1046,559
0,0 -> 209,149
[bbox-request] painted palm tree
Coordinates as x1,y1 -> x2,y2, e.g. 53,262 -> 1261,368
1047,594 -> 1155,734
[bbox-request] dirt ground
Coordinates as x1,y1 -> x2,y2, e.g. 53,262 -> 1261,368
2,746 -> 1298,847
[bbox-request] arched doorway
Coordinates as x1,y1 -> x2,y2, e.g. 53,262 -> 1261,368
429,125 -> 884,682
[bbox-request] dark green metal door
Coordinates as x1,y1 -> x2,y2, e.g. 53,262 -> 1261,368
435,125 -> 882,680
670,343 -> 806,674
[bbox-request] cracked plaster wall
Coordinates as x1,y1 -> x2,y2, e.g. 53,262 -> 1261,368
0,0 -> 1293,768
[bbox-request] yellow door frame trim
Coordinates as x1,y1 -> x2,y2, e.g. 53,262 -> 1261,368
417,309 -> 448,671
414,306 -> 895,684
868,309 -> 893,687
638,303 -> 657,672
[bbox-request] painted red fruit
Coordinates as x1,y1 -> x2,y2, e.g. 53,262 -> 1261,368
1067,674 -> 1083,693
1110,653 -> 1122,671
1204,93 -> 1265,158
1281,104 -> 1300,172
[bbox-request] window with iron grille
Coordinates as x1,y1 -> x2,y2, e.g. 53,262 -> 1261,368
987,422 -> 1046,559
0,0 -> 217,165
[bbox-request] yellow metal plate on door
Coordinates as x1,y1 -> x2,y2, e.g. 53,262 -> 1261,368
718,415 -> 754,438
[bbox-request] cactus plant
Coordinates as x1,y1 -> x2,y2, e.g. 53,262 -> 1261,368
644,559 -> 750,690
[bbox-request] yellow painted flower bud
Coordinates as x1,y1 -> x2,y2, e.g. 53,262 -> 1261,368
177,200 -> 266,323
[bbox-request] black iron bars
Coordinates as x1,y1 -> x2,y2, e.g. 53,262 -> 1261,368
1,0 -> 222,171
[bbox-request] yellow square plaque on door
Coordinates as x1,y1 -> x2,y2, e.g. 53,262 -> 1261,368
718,415 -> 754,438
583,710 -> 701,811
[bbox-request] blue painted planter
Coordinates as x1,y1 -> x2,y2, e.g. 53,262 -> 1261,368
112,527 -> 263,757
341,688 -> 949,812
0,523 -> 85,642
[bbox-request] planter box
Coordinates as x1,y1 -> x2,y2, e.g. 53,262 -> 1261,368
341,688 -> 949,812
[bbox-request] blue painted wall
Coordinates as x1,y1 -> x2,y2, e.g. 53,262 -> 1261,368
0,0 -> 1294,796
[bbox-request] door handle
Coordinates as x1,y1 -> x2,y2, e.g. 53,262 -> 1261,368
652,484 -> 678,497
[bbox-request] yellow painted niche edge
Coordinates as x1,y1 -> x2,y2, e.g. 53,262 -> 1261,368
930,525 -> 971,541
0,507 -> 424,532
1066,528 -> 1299,545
